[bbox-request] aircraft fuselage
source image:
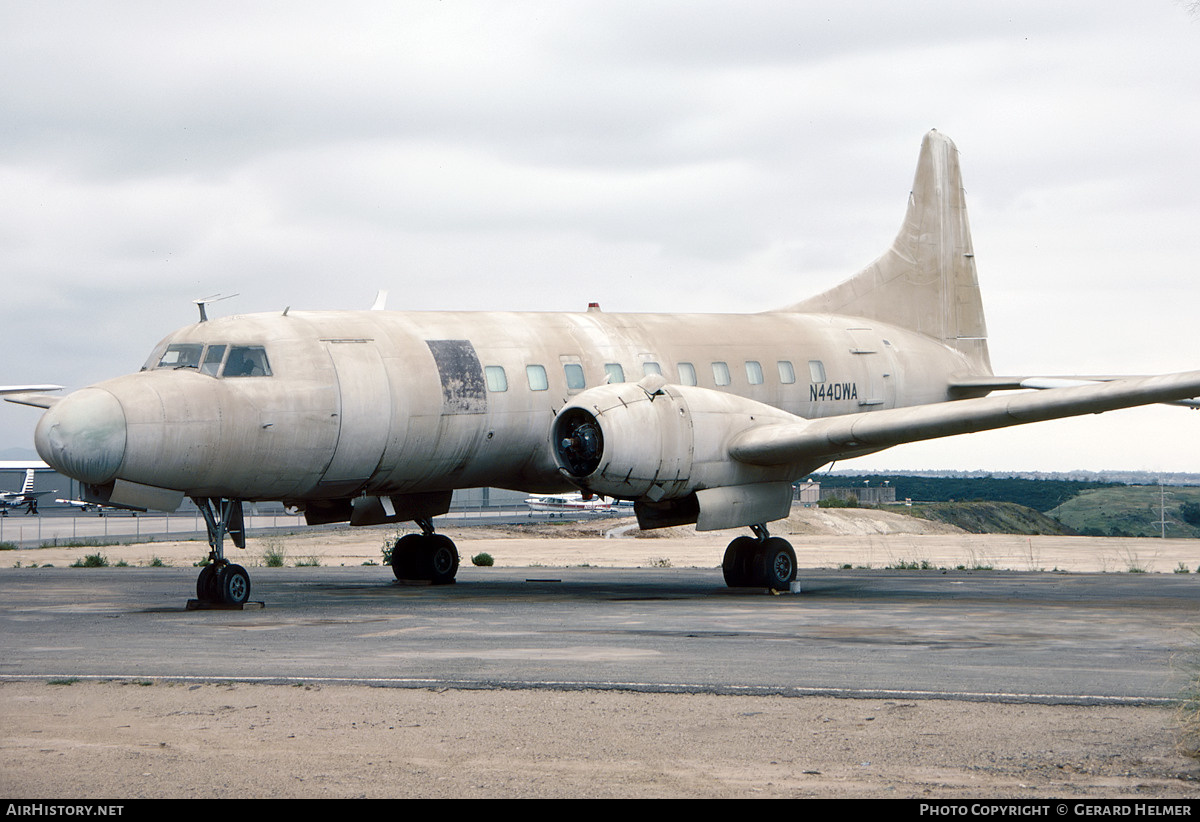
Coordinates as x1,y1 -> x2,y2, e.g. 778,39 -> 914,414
35,306 -> 976,508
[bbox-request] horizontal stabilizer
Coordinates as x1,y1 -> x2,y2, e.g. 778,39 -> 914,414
730,370 -> 1200,466
1,385 -> 63,409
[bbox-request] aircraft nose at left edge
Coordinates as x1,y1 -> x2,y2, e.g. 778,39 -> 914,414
34,387 -> 127,485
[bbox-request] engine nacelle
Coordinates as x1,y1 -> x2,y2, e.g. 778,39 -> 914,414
551,376 -> 804,508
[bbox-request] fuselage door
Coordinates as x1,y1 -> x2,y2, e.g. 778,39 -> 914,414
847,327 -> 896,409
319,339 -> 392,493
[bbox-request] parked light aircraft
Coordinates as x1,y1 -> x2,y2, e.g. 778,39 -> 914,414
7,131 -> 1198,605
0,464 -> 55,516
525,493 -> 632,515
55,497 -> 145,516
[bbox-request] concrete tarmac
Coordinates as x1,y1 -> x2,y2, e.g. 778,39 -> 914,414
5,529 -> 1200,798
2,563 -> 1197,703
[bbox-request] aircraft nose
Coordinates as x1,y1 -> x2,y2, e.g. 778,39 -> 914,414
34,388 -> 127,485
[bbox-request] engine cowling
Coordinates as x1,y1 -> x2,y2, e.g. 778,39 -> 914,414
551,377 -> 804,504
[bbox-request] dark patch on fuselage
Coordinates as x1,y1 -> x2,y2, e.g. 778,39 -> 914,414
426,339 -> 487,415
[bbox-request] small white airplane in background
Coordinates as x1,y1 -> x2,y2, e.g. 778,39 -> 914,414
0,463 -> 55,516
54,497 -> 144,516
525,493 -> 633,514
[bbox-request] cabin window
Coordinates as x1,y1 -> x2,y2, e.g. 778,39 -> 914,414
200,345 -> 227,376
564,363 -> 586,390
157,344 -> 203,370
778,360 -> 796,384
678,362 -> 697,386
712,362 -> 731,386
526,364 -> 548,391
745,361 -> 764,385
484,366 -> 508,392
223,346 -> 272,377
642,362 -> 662,376
808,360 -> 826,383
604,363 -> 625,384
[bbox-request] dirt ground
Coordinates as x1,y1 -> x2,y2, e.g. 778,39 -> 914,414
4,509 -> 1200,799
4,681 -> 1199,799
7,506 -> 1200,574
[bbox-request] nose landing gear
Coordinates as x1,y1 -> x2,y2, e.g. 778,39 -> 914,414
190,497 -> 254,607
195,559 -> 252,605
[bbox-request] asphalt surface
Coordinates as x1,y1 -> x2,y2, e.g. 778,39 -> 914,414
2,564 -> 1198,703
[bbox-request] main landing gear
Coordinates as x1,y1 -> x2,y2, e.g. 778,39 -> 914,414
192,497 -> 253,606
722,524 -> 797,590
390,518 -> 460,585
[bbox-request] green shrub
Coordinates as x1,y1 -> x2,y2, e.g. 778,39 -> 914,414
262,539 -> 287,567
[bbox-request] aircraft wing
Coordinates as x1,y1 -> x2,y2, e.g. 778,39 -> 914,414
0,385 -> 62,409
730,370 -> 1200,466
950,375 -> 1200,409
56,498 -> 145,513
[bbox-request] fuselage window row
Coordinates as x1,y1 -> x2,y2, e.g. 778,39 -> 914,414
480,358 -> 820,393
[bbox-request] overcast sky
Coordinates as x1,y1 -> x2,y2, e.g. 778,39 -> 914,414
2,1 -> 1197,476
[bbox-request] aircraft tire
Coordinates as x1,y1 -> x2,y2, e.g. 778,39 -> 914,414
425,534 -> 459,585
755,537 -> 796,590
722,536 -> 759,587
219,564 -> 252,606
196,563 -> 220,602
390,534 -> 425,581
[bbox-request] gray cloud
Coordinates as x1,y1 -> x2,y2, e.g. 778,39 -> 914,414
3,0 -> 1197,473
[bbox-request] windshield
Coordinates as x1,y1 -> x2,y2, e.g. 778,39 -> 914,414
151,343 -> 271,377
223,346 -> 272,377
156,344 -> 203,369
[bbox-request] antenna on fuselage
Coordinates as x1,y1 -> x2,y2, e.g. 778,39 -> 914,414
193,293 -> 239,322
370,290 -> 388,311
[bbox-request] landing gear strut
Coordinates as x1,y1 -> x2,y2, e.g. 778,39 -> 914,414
722,524 -> 796,590
192,497 -> 253,606
390,518 -> 460,585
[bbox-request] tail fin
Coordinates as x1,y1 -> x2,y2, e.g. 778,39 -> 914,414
21,469 -> 35,495
784,130 -> 992,375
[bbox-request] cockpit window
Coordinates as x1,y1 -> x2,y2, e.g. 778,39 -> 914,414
151,343 -> 272,377
199,345 -> 227,376
157,344 -> 203,369
223,346 -> 272,377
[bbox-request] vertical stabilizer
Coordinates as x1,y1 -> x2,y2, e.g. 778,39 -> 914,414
784,130 -> 991,374
21,469 -> 35,496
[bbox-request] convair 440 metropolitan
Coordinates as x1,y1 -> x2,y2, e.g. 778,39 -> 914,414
8,131 -> 1199,605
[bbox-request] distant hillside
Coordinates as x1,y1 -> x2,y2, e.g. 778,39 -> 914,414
1048,486 -> 1200,539
901,501 -> 1077,535
812,474 -> 1116,512
827,468 -> 1200,486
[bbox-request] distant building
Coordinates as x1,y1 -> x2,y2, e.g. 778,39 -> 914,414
794,481 -> 820,507
818,484 -> 897,506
